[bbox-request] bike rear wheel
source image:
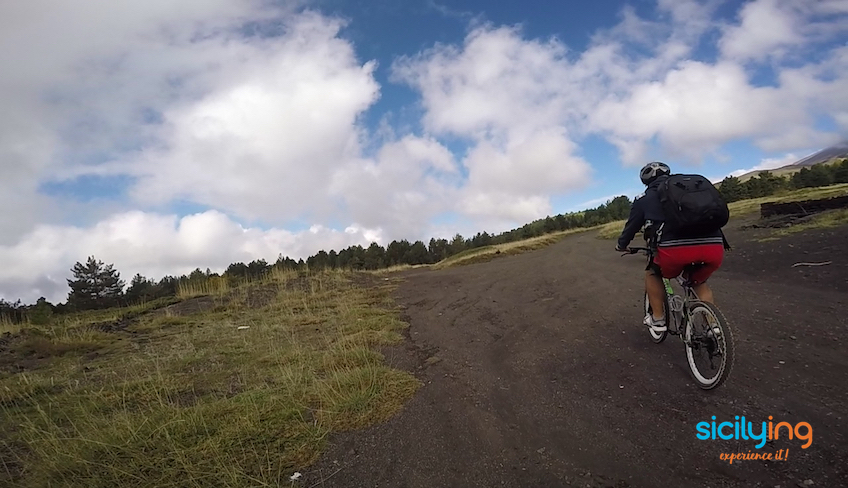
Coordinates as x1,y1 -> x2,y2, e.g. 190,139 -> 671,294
684,300 -> 734,390
644,291 -> 668,343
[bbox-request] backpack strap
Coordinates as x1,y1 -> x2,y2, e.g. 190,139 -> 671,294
644,221 -> 662,251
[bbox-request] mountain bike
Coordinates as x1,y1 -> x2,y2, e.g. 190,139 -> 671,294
623,246 -> 735,390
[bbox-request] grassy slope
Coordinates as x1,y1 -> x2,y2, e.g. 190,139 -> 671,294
431,226 -> 602,270
1,269 -> 420,487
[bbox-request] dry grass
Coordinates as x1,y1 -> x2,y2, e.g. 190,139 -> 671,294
758,208 -> 848,242
784,207 -> 848,231
368,264 -> 430,274
432,226 -> 598,269
176,276 -> 230,299
595,220 -> 627,240
0,270 -> 420,487
1,316 -> 23,335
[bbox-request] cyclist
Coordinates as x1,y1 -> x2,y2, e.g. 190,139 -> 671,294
615,162 -> 728,333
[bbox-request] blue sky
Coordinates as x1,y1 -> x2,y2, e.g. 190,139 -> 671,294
1,0 -> 847,304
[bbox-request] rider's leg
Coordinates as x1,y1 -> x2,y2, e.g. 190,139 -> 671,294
693,283 -> 714,304
645,270 -> 666,320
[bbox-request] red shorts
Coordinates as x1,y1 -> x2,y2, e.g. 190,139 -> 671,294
653,244 -> 724,283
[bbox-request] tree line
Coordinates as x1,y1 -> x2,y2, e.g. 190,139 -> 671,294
716,158 -> 848,203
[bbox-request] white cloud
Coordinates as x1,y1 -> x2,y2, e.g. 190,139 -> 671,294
329,135 -> 461,240
392,24 -> 573,140
0,210 -> 381,305
589,20 -> 848,164
0,0 -> 297,240
1,0 -> 287,163
117,15 -> 379,225
718,0 -> 804,61
463,130 -> 590,195
391,25 -> 594,222
458,130 -> 592,221
590,60 -> 810,163
719,0 -> 848,62
459,192 -> 552,223
816,0 -> 848,14
34,11 -> 380,228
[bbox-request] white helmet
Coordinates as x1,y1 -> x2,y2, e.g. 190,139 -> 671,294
640,161 -> 670,185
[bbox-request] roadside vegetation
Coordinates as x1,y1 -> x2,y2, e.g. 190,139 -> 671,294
755,208 -> 848,242
1,269 -> 419,487
432,226 -> 598,269
719,182 -> 848,217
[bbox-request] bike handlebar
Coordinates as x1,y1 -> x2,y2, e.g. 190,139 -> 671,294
620,246 -> 652,257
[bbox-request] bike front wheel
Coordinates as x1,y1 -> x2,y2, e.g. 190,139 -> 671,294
684,300 -> 734,390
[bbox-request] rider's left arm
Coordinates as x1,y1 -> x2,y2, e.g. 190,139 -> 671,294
616,202 -> 644,251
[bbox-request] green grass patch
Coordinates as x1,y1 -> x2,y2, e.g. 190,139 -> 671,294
0,270 -> 421,487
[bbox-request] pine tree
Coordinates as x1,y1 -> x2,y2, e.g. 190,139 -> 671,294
718,176 -> 745,202
832,159 -> 848,184
607,196 -> 632,220
449,234 -> 466,255
66,256 -> 126,310
125,274 -> 156,304
543,216 -> 557,233
406,241 -> 429,265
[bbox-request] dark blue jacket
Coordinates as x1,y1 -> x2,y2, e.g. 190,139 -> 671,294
617,175 -> 727,250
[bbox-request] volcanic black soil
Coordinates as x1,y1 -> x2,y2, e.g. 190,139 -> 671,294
303,216 -> 848,488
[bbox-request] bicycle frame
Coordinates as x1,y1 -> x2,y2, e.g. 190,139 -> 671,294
623,246 -> 700,344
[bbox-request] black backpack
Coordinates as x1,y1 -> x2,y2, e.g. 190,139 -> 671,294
657,174 -> 730,234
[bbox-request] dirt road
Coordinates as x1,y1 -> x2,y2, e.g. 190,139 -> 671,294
303,217 -> 848,488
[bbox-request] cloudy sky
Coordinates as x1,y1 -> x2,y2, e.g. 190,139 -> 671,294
1,0 -> 847,304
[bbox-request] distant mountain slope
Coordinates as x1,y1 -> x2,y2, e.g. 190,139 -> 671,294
782,142 -> 848,168
730,142 -> 848,182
